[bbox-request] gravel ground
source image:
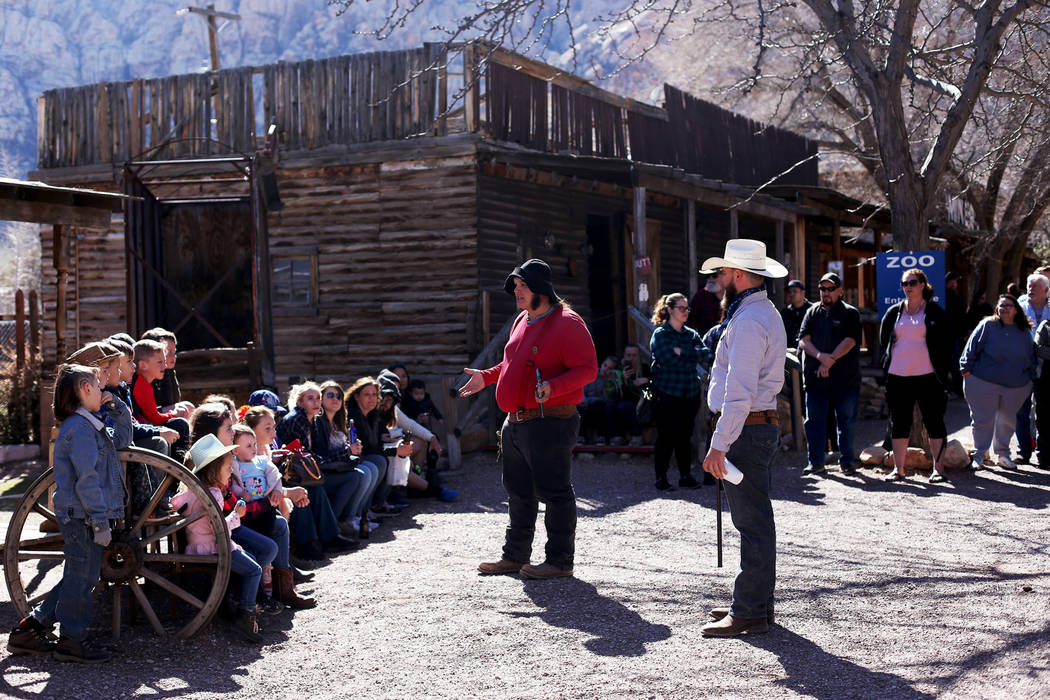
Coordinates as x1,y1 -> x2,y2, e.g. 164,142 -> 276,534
0,396 -> 1047,699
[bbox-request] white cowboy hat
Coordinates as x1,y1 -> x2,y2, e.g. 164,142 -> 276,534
700,239 -> 789,279
186,433 -> 238,474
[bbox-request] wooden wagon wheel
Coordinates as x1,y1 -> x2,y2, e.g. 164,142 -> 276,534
2,446 -> 231,640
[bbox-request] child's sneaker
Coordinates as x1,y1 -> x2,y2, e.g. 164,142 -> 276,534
6,617 -> 57,656
52,636 -> 110,663
233,609 -> 262,644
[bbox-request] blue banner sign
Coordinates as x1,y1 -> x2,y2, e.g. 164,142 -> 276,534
876,250 -> 945,317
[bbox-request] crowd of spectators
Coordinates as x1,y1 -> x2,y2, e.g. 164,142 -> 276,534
47,327 -> 458,646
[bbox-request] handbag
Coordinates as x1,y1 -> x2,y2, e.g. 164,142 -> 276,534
636,386 -> 654,424
273,440 -> 326,487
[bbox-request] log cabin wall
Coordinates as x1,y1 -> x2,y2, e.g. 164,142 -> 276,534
39,207 -> 127,368
266,155 -> 480,390
476,161 -> 687,346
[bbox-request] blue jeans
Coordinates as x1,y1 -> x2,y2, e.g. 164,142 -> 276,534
500,413 -> 581,569
804,384 -> 859,467
1016,393 -> 1034,459
363,454 -> 390,508
231,525 -> 277,571
322,467 -> 365,522
230,549 -> 262,610
351,459 -> 380,518
288,483 -> 340,545
723,423 -> 779,621
33,518 -> 104,641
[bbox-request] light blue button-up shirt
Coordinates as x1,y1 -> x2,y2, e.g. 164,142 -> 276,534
708,290 -> 786,453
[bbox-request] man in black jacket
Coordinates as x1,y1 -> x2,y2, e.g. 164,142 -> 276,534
798,273 -> 862,475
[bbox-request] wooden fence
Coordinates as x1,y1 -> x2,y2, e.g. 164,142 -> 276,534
0,289 -> 42,447
37,42 -> 817,189
38,44 -> 451,168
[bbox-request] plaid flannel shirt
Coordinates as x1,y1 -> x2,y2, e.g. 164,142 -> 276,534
649,323 -> 703,397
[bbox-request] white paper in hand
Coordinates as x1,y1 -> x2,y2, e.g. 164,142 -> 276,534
722,458 -> 744,485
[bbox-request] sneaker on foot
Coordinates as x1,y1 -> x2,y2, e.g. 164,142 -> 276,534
802,463 -> 826,475
628,435 -> 644,447
52,636 -> 110,663
997,455 -> 1018,470
6,618 -> 56,656
654,477 -> 674,491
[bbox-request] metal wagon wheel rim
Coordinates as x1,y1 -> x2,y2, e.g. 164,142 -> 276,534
3,446 -> 232,640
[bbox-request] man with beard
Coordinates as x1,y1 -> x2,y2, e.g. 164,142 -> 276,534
798,273 -> 862,476
698,239 -> 787,637
459,259 -> 597,579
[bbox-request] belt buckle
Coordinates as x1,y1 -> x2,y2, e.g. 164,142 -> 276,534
514,409 -> 525,422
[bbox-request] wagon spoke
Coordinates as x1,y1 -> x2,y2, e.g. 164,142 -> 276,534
140,511 -> 206,548
131,475 -> 175,533
17,535 -> 64,550
128,579 -> 166,636
139,567 -> 205,609
143,552 -> 220,565
112,584 -> 122,641
27,591 -> 49,607
17,552 -> 64,561
31,502 -> 57,522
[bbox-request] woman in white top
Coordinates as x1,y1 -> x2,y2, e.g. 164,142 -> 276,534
878,268 -> 954,482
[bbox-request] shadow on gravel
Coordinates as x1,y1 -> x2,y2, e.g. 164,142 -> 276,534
744,626 -> 935,699
506,578 -> 672,657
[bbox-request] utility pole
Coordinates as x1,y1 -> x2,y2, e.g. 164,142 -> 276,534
176,4 -> 241,72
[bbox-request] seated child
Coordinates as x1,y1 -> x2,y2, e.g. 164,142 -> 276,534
130,339 -> 191,461
7,363 -> 132,663
401,378 -> 443,430
140,327 -> 194,416
172,434 -> 266,643
101,338 -> 180,515
231,424 -> 290,521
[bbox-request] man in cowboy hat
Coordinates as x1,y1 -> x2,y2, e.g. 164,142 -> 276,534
699,239 -> 788,637
459,259 -> 597,579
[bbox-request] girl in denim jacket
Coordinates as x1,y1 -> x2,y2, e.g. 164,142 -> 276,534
7,363 -> 132,663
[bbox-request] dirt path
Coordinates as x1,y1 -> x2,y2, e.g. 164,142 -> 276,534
0,397 -> 1047,698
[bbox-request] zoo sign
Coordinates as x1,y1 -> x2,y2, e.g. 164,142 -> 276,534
876,251 -> 945,317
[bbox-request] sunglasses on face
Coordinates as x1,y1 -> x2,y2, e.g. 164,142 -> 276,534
324,391 -> 341,399
901,279 -> 922,288
818,286 -> 837,293
672,304 -> 690,311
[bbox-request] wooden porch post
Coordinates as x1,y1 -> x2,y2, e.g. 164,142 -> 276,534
793,215 -> 807,285
773,219 -> 786,302
53,224 -> 70,362
832,220 -> 842,261
633,185 -> 648,307
729,209 -> 739,239
686,199 -> 698,297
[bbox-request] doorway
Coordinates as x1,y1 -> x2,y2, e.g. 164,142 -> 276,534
586,214 -> 627,360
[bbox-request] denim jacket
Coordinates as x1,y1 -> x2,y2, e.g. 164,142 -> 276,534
52,400 -> 133,528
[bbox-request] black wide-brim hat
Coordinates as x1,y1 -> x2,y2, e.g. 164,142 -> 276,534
504,258 -> 561,303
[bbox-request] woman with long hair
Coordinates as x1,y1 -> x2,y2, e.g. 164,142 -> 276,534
275,382 -> 359,559
648,292 -> 704,490
960,294 -> 1036,471
345,377 -> 403,535
316,380 -> 378,534
878,268 -> 954,482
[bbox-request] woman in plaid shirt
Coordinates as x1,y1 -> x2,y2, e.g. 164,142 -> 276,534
649,292 -> 704,491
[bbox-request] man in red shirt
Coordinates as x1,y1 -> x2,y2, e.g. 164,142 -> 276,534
460,259 -> 597,579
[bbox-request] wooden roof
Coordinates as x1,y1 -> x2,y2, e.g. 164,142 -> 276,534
0,177 -> 133,227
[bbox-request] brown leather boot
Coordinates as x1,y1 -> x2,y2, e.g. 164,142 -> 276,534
273,567 -> 316,609
709,606 -> 775,624
478,559 -> 525,575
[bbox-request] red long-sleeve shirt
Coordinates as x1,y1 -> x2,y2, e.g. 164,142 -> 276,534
480,306 -> 597,413
131,373 -> 179,425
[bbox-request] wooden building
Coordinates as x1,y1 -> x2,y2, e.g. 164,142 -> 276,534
30,43 -> 888,406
